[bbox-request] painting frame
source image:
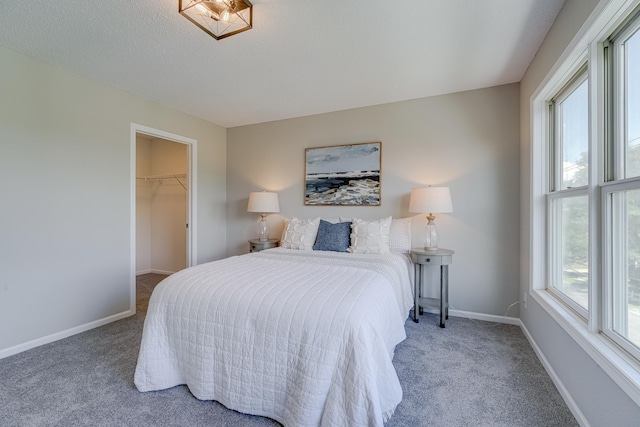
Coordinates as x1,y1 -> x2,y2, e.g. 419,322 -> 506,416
304,142 -> 382,206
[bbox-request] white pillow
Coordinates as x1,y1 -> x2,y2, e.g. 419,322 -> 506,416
389,217 -> 412,253
321,217 -> 352,224
280,217 -> 321,250
349,216 -> 392,254
321,217 -> 343,224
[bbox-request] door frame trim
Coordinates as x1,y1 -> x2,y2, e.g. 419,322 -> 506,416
130,123 -> 197,313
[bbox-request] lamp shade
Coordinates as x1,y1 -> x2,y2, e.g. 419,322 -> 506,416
247,191 -> 280,213
409,187 -> 453,214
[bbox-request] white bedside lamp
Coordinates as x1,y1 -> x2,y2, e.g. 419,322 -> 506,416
247,191 -> 280,242
409,186 -> 453,250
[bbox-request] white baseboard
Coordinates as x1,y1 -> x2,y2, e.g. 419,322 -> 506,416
1,272 -> 174,360
136,269 -> 175,276
150,269 -> 175,275
520,321 -> 589,427
451,307 -> 520,325
0,310 -> 134,360
420,306 -> 520,325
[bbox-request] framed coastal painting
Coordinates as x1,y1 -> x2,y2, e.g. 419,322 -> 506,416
304,142 -> 381,206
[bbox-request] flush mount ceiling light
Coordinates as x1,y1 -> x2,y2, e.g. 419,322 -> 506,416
179,0 -> 253,40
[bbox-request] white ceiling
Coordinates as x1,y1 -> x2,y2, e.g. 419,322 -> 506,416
0,0 -> 565,128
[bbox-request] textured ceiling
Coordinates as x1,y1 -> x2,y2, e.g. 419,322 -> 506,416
0,0 -> 565,128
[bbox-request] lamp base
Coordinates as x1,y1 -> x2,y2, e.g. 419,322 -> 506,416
424,214 -> 439,250
257,214 -> 269,242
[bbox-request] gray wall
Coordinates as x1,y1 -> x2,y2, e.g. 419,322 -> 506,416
520,0 -> 640,424
0,45 -> 227,355
227,84 -> 521,318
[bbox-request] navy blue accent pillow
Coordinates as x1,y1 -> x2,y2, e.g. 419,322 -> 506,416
313,220 -> 352,252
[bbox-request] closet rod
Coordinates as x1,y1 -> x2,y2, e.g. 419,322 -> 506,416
136,173 -> 187,181
136,174 -> 187,191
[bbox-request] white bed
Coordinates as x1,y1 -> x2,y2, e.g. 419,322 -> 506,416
134,247 -> 413,426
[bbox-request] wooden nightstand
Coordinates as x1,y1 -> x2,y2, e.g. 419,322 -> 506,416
249,239 -> 279,253
411,248 -> 454,328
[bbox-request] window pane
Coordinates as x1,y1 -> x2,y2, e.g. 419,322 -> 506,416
610,189 -> 640,349
625,29 -> 640,178
550,196 -> 589,310
559,79 -> 589,190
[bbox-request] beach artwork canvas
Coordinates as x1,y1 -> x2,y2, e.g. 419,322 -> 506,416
305,142 -> 381,205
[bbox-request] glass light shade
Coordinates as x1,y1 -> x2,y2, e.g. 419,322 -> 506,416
179,0 -> 253,40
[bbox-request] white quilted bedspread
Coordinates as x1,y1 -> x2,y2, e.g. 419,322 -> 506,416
134,248 -> 413,426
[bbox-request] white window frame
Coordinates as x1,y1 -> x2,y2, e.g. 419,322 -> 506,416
529,0 -> 640,407
549,69 -> 590,191
546,68 -> 590,320
546,190 -> 590,319
612,10 -> 640,181
602,179 -> 640,362
600,15 -> 640,361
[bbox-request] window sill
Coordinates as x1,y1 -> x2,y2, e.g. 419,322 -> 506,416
531,289 -> 640,406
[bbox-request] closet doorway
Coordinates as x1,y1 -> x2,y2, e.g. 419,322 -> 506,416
130,124 -> 197,314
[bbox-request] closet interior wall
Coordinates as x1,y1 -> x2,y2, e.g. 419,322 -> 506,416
136,135 -> 187,275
